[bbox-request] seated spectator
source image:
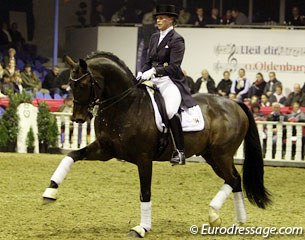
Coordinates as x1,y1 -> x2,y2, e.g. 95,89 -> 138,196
222,10 -> 233,24
11,70 -> 23,93
192,69 -> 216,94
9,23 -> 25,50
287,6 -> 304,26
111,5 -> 127,24
0,63 -> 3,79
183,70 -> 194,93
142,6 -> 155,25
4,48 -> 16,68
207,8 -> 220,24
216,70 -> 232,97
231,9 -> 249,25
250,95 -> 259,105
260,94 -> 270,107
58,95 -> 74,145
269,85 -> 286,106
191,7 -> 206,27
230,68 -> 250,101
178,8 -> 191,24
4,59 -> 16,77
287,102 -> 305,122
42,66 -> 60,98
263,71 -> 281,97
247,72 -> 266,99
56,68 -> 71,97
267,102 -> 288,158
21,63 -> 41,93
251,102 -> 265,121
0,74 -> 15,95
90,3 -> 106,26
285,83 -> 303,106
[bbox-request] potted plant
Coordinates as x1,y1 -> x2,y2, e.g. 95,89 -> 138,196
37,102 -> 59,153
0,90 -> 33,152
0,120 -> 9,152
26,127 -> 35,153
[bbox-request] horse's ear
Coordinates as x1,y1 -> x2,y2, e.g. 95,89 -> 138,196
66,56 -> 76,69
79,59 -> 87,71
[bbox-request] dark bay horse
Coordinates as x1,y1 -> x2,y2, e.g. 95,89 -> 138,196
42,52 -> 271,237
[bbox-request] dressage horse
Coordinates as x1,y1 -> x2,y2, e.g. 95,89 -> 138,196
43,52 -> 271,237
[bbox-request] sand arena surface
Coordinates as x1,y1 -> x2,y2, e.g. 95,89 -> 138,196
0,153 -> 304,239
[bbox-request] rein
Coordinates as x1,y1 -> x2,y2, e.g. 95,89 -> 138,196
70,71 -> 143,113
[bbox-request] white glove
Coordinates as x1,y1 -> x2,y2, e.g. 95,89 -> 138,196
141,68 -> 156,80
136,72 -> 142,80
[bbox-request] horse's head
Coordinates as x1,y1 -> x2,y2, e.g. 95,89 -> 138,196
66,56 -> 102,123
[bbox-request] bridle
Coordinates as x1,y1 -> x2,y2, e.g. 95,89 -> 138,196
69,70 -> 142,114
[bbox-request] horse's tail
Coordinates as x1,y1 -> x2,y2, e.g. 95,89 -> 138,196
237,102 -> 271,209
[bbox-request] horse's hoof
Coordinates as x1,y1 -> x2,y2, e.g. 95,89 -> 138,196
209,217 -> 222,227
42,188 -> 58,203
129,226 -> 146,238
42,197 -> 56,204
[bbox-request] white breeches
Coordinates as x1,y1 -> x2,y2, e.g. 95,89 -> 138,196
151,76 -> 181,119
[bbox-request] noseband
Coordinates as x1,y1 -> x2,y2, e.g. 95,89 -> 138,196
69,71 -> 100,113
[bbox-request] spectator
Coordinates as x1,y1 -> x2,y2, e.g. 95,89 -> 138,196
222,10 -> 233,24
11,70 -> 23,93
250,95 -> 259,105
263,71 -> 282,97
285,83 -> 303,106
111,5 -> 127,24
0,63 -> 3,79
0,74 -> 15,95
267,102 -> 287,158
192,69 -> 216,94
183,70 -> 194,93
269,85 -> 286,106
20,63 -> 41,93
178,8 -> 191,24
9,22 -> 25,50
42,66 -> 60,98
0,22 -> 12,47
260,94 -> 270,107
142,7 -> 155,24
287,6 -> 304,26
191,7 -> 206,27
287,102 -> 305,122
4,48 -> 16,67
207,8 -> 220,24
231,9 -> 249,25
90,3 -> 106,26
251,102 -> 265,121
56,68 -> 71,97
58,95 -> 74,145
247,72 -> 266,99
4,59 -> 16,77
216,70 -> 232,96
230,68 -> 250,101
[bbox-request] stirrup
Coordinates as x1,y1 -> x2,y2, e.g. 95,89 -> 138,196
170,150 -> 186,166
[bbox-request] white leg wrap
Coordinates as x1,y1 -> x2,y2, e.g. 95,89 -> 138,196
233,192 -> 246,224
140,201 -> 152,231
50,156 -> 74,185
209,184 -> 232,211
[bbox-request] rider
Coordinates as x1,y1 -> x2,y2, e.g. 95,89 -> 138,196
137,4 -> 197,165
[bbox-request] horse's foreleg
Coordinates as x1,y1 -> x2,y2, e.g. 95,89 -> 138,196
42,140 -> 112,201
129,159 -> 152,238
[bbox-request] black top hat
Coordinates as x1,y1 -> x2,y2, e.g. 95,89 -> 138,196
154,5 -> 178,18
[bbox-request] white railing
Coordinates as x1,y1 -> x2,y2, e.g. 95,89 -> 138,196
53,112 -> 305,162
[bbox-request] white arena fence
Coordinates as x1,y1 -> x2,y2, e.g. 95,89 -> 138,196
53,112 -> 305,167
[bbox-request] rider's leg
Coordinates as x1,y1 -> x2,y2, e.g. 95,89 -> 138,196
152,77 -> 185,165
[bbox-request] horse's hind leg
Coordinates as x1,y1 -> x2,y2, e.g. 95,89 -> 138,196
232,165 -> 246,225
204,152 -> 237,227
42,140 -> 112,201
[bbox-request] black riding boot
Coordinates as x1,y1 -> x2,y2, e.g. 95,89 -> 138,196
169,114 -> 186,165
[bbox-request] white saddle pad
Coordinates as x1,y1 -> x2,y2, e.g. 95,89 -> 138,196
146,86 -> 205,132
